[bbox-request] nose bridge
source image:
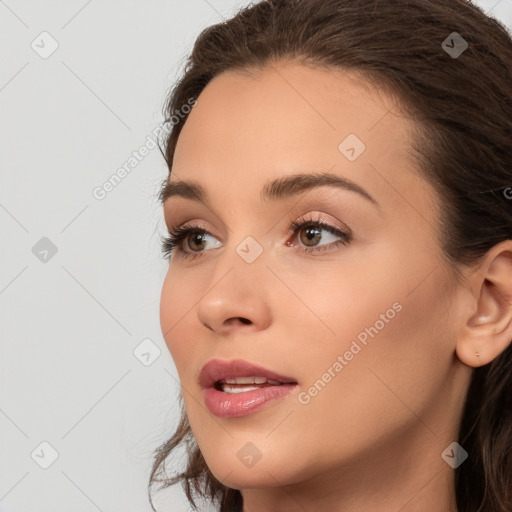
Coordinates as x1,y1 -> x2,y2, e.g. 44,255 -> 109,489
218,212 -> 269,269
211,228 -> 268,297
195,228 -> 272,333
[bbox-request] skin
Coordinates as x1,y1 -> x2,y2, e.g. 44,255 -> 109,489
159,60 -> 512,512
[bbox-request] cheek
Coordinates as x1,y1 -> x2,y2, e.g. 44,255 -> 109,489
288,246 -> 455,431
159,272 -> 175,349
159,270 -> 200,368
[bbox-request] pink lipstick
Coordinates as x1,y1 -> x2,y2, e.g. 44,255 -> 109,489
199,359 -> 298,418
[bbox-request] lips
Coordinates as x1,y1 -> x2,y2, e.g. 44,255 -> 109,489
199,359 -> 299,418
199,359 -> 298,389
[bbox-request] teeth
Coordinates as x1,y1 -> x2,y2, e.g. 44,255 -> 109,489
222,385 -> 261,394
217,376 -> 286,393
223,376 -> 281,385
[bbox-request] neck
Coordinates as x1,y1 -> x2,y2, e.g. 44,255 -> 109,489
241,424 -> 459,512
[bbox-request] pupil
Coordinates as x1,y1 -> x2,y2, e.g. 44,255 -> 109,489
302,227 -> 321,246
191,233 -> 205,250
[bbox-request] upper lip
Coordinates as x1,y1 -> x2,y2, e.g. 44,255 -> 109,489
199,359 -> 298,388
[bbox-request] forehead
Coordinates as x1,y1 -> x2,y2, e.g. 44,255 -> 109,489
175,62 -> 405,152
170,60 -> 427,214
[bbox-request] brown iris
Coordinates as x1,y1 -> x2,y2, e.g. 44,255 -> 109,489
300,226 -> 322,247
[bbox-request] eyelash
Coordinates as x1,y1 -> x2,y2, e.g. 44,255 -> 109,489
161,215 -> 352,261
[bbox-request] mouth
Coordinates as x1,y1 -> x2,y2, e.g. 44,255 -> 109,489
199,359 -> 299,418
213,376 -> 291,393
199,358 -> 298,389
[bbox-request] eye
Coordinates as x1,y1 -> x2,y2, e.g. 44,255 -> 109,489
161,214 -> 351,261
160,223 -> 221,261
287,214 -> 352,255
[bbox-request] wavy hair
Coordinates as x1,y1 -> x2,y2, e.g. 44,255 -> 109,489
149,1 -> 512,510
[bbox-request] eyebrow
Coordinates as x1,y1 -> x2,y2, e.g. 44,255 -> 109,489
159,171 -> 380,209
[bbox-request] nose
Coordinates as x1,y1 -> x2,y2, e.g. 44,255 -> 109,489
196,256 -> 273,336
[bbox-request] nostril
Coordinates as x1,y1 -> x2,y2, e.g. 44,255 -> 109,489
225,317 -> 251,326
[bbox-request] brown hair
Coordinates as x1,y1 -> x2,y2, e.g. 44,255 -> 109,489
149,1 -> 512,510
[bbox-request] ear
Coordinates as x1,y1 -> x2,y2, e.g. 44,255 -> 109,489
456,241 -> 512,368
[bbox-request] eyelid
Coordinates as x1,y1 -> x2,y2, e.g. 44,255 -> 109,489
287,212 -> 352,238
162,213 -> 352,260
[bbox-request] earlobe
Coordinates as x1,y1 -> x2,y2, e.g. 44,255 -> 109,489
456,340 -> 487,368
455,242 -> 512,368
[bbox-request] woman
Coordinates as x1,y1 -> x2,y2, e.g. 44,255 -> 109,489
150,0 -> 512,510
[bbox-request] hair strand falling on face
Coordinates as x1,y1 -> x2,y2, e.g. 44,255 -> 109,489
150,1 -> 512,510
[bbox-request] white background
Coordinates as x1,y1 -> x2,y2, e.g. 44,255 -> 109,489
1,1 -> 511,511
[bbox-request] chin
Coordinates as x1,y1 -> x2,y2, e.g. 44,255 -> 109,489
198,440 -> 309,490
208,462 -> 297,490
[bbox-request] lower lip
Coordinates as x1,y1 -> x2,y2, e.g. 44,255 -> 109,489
203,384 -> 297,418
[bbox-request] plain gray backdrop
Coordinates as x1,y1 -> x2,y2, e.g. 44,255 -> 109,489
1,1 -> 511,511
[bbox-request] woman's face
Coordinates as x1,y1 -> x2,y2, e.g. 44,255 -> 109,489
160,61 -> 470,497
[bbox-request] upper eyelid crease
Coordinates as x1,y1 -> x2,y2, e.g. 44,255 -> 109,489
161,216 -> 351,261
159,171 -> 381,210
